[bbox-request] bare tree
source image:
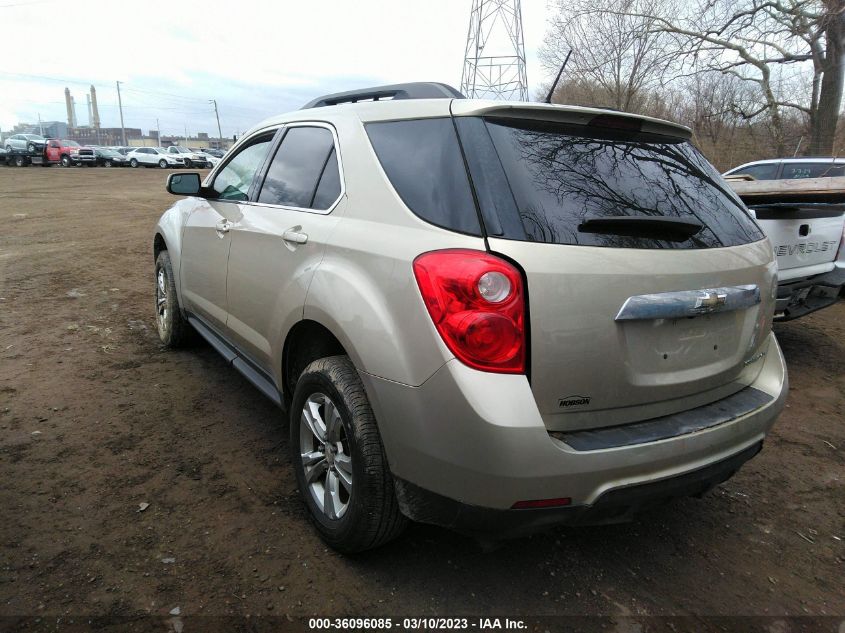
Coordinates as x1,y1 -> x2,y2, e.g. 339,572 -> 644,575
540,0 -> 675,114
607,0 -> 845,155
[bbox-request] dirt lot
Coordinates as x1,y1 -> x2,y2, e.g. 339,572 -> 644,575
0,167 -> 843,629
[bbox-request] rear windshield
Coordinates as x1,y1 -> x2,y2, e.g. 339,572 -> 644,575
460,117 -> 764,249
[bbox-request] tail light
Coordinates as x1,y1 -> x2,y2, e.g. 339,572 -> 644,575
413,249 -> 526,374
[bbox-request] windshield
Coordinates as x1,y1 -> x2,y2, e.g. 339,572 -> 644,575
463,117 -> 764,249
173,146 -> 190,152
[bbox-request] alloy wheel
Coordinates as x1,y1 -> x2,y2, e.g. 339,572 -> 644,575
299,392 -> 353,520
156,267 -> 168,333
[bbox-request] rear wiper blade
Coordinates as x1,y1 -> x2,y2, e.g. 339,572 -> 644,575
578,216 -> 703,241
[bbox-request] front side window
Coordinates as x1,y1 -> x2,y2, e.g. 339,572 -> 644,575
257,126 -> 339,209
732,163 -> 779,180
212,135 -> 273,202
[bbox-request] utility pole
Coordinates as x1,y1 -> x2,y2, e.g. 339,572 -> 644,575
37,113 -> 43,136
210,99 -> 223,146
156,118 -> 161,145
116,80 -> 126,146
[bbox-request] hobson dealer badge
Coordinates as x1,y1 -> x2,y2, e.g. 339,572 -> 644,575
558,395 -> 591,408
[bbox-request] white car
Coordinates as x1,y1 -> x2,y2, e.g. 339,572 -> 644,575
4,133 -> 47,153
195,150 -> 220,168
127,147 -> 184,169
724,158 -> 845,181
164,145 -> 209,168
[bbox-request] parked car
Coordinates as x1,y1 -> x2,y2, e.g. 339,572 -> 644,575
195,150 -> 220,168
94,147 -> 129,167
164,145 -> 208,168
152,82 -> 787,552
4,133 -> 47,153
112,147 -> 136,156
127,147 -> 184,168
724,158 -> 845,181
726,176 -> 845,320
203,148 -> 225,158
45,139 -> 83,167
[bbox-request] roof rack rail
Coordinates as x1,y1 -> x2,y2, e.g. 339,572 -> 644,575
301,82 -> 465,109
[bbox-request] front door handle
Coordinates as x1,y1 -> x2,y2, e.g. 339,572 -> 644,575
282,230 -> 308,245
215,219 -> 233,235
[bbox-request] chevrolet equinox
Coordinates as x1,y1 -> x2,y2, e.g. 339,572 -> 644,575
153,82 -> 788,552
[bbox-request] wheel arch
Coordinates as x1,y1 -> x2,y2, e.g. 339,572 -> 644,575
282,319 -> 348,404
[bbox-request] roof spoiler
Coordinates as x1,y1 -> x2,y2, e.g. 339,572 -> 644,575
301,82 -> 465,109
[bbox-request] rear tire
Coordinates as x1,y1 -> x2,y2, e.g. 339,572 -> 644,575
154,250 -> 192,347
14,155 -> 25,167
159,159 -> 168,169
130,158 -> 139,168
290,356 -> 406,553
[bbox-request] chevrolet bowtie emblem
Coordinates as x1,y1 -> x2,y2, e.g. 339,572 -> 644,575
694,291 -> 728,312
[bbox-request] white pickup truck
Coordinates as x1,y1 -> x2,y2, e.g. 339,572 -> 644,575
727,171 -> 845,320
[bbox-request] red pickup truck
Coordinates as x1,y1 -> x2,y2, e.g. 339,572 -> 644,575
45,139 -> 95,167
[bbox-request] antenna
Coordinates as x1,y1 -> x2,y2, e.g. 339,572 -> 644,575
460,0 -> 529,101
544,50 -> 572,104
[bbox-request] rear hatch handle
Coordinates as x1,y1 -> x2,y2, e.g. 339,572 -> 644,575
615,285 -> 761,321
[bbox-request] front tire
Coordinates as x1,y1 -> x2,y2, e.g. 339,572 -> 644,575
159,159 -> 168,169
184,159 -> 192,168
290,356 -> 406,553
130,158 -> 139,168
27,142 -> 36,153
60,155 -> 71,167
154,250 -> 191,347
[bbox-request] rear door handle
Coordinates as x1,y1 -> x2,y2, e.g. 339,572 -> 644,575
282,230 -> 308,245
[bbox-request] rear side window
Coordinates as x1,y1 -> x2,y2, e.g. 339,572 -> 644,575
468,117 -> 763,249
258,126 -> 339,210
781,162 -> 845,179
366,118 -> 481,236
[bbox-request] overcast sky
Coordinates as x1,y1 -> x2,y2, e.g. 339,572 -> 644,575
0,0 -> 554,138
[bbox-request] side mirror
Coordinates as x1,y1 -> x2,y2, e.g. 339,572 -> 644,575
167,172 -> 202,196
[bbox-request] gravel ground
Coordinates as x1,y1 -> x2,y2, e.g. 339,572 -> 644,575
0,167 -> 843,630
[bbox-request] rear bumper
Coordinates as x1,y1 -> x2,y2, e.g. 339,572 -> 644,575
361,332 -> 787,531
774,265 -> 845,320
394,441 -> 762,537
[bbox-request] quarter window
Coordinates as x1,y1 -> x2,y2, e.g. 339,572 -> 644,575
257,126 -> 338,209
212,135 -> 273,202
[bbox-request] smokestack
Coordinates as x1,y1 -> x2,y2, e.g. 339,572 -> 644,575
90,85 -> 100,129
86,93 -> 92,127
64,87 -> 73,127
71,97 -> 78,127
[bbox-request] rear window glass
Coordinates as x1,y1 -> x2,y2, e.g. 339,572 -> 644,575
781,162 -> 845,179
474,118 -> 763,249
366,118 -> 481,236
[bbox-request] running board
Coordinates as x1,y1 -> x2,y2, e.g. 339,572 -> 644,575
187,315 -> 283,408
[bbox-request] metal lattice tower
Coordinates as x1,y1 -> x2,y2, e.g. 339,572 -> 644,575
460,0 -> 528,101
